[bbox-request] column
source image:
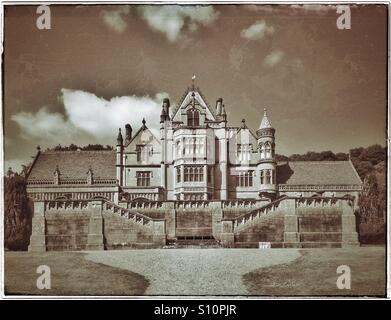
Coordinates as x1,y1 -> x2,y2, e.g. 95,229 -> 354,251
220,220 -> 234,247
283,198 -> 301,248
341,200 -> 359,247
28,201 -> 46,252
87,200 -> 104,250
220,137 -> 228,200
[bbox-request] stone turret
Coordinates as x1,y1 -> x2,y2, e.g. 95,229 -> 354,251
116,128 -> 123,186
256,108 -> 276,198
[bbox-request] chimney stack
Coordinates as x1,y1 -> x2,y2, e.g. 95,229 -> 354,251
125,123 -> 132,141
216,98 -> 223,115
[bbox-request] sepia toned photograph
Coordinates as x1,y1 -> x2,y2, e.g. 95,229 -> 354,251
1,1 -> 388,300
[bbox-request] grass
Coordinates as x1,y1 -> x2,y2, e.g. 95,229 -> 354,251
243,246 -> 386,296
4,251 -> 149,296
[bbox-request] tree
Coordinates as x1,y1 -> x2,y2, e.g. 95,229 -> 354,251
4,174 -> 32,250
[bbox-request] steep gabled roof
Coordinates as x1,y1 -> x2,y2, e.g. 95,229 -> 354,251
171,86 -> 216,121
276,161 -> 362,185
125,124 -> 161,148
27,150 -> 116,181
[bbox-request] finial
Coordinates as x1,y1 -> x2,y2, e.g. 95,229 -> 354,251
264,108 -> 267,116
242,119 -> 246,128
117,127 -> 123,145
192,74 -> 196,90
142,118 -> 146,128
36,145 -> 41,151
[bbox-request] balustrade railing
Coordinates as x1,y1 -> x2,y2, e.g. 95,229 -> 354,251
230,195 -> 353,231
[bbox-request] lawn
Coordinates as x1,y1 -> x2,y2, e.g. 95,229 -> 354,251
243,246 -> 386,296
4,251 -> 149,296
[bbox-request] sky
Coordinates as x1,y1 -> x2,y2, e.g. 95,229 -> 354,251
2,4 -> 388,171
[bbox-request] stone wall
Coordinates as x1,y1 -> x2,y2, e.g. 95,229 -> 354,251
28,197 -> 359,251
102,212 -> 161,249
176,210 -> 213,237
46,211 -> 90,250
224,197 -> 359,248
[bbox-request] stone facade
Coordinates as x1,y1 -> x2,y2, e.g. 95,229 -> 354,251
25,84 -> 362,250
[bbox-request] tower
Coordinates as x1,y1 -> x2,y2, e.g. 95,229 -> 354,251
256,108 -> 277,198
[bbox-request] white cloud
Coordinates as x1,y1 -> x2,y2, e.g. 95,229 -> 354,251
263,49 -> 284,67
291,4 -> 336,13
240,20 -> 274,40
102,6 -> 130,33
138,5 -> 220,42
11,90 -> 169,147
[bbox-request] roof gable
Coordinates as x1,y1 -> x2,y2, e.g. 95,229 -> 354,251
172,87 -> 216,122
125,125 -> 161,149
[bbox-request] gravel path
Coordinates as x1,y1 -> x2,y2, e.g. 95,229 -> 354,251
85,249 -> 300,295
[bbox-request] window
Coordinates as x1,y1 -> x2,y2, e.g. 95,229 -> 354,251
260,142 -> 272,159
136,171 -> 151,187
184,166 -> 204,182
207,167 -> 212,183
176,167 -> 181,183
187,109 -> 200,126
236,171 -> 254,187
260,143 -> 266,159
176,140 -> 182,158
237,144 -> 251,161
136,145 -> 153,162
265,142 -> 272,158
260,169 -> 274,185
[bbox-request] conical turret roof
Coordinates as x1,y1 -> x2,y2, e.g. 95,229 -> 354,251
259,108 -> 272,129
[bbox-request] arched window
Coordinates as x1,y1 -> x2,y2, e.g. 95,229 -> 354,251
187,109 -> 200,126
260,143 -> 266,159
265,170 -> 271,184
265,142 -> 272,158
176,140 -> 181,157
176,167 -> 181,183
260,170 -> 264,184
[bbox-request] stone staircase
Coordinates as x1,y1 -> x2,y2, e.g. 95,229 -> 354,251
102,200 -> 155,230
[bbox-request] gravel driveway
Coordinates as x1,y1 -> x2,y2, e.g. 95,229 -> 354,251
85,249 -> 300,295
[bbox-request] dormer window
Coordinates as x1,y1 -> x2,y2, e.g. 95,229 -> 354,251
237,144 -> 251,162
187,109 -> 199,126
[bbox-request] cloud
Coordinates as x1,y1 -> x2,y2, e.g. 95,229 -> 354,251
11,90 -> 169,147
291,4 -> 336,13
137,5 -> 220,42
263,49 -> 284,67
240,20 -> 274,40
102,6 -> 130,33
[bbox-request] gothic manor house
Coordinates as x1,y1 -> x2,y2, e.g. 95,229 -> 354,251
26,83 -> 362,250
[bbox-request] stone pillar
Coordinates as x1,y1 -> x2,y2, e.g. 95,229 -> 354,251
87,200 -> 104,250
28,201 -> 46,252
152,220 -> 166,246
341,200 -> 359,247
284,215 -> 300,248
165,202 -> 176,239
211,204 -> 223,241
283,198 -> 301,248
220,220 -> 234,247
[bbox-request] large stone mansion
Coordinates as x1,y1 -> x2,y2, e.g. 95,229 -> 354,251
26,82 -> 362,251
